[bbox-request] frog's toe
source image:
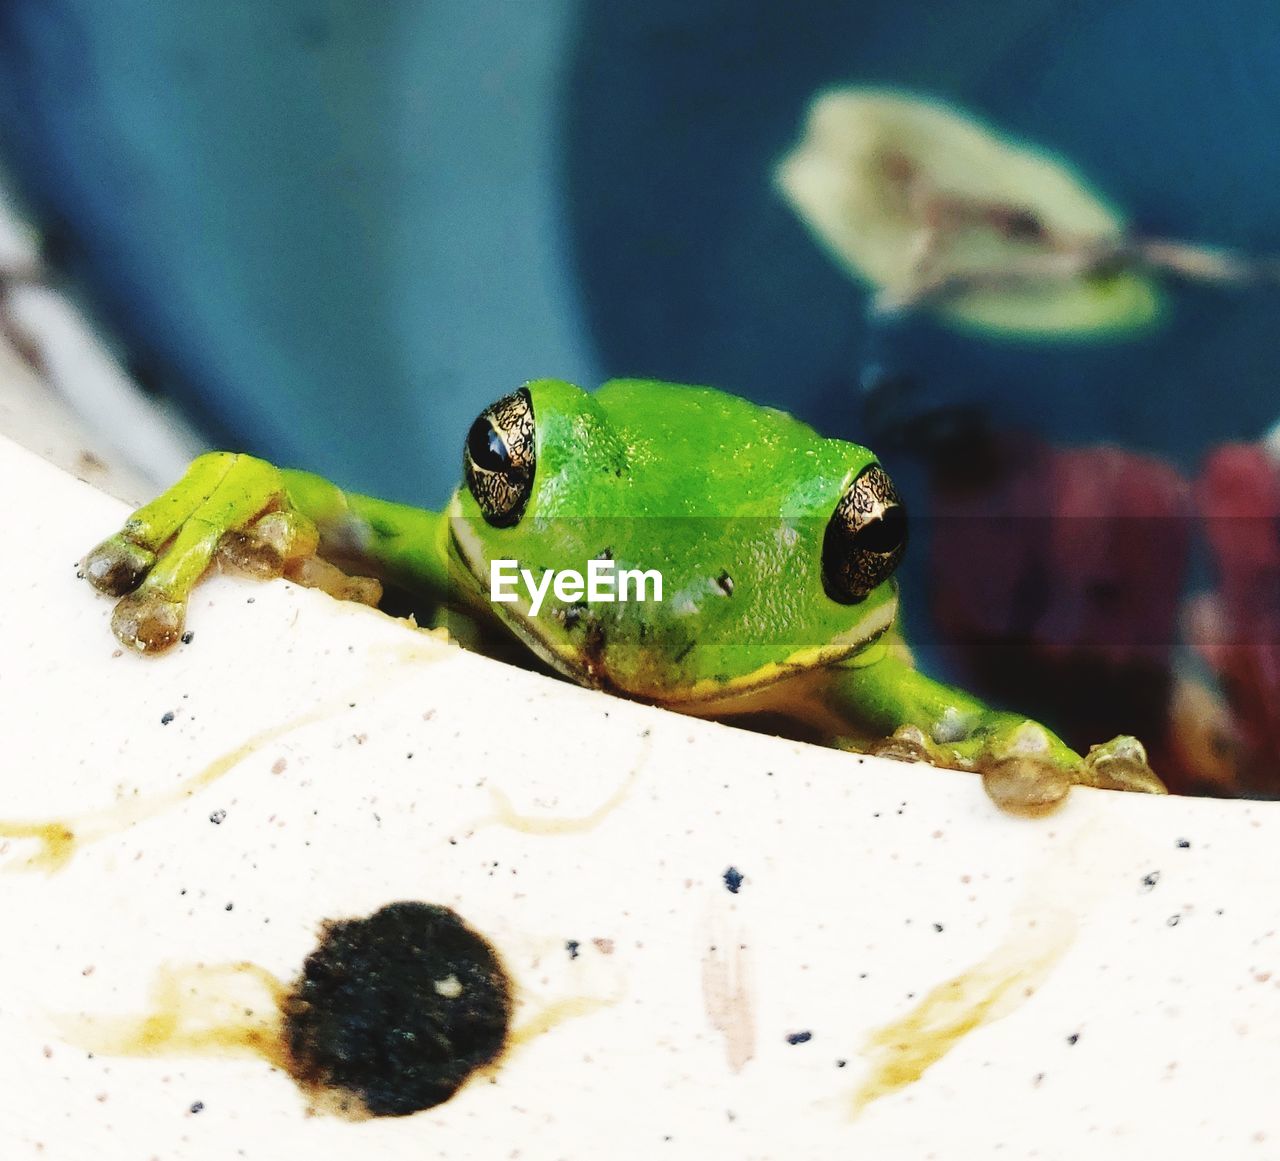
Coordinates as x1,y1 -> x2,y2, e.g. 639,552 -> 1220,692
979,755 -> 1073,818
284,555 -> 383,606
216,510 -> 320,579
962,718 -> 1076,816
869,725 -> 942,765
110,591 -> 186,653
81,534 -> 155,597
1082,736 -> 1168,796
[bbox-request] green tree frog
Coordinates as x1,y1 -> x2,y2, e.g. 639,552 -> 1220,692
81,378 -> 1166,814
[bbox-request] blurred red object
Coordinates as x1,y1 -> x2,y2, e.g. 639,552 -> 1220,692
1189,444 -> 1280,795
930,436 -> 1193,784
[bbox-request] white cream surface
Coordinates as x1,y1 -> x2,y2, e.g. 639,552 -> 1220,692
1,436 -> 1277,1161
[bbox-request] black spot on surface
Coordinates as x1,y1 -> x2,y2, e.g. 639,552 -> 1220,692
1066,1033 -> 1080,1046
160,711 -> 175,725
786,1031 -> 812,1045
189,1100 -> 204,1114
209,809 -> 226,825
1141,871 -> 1160,892
1176,838 -> 1191,849
565,940 -> 580,960
181,631 -> 195,645
723,867 -> 744,894
284,901 -> 512,1117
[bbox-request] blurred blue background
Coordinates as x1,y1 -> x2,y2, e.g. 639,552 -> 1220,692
2,0 -> 1278,508
0,0 -> 595,504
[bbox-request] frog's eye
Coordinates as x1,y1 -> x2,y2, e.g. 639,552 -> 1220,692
822,464 -> 907,604
464,387 -> 536,527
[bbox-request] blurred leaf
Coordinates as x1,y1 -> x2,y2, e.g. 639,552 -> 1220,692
776,87 -> 1163,339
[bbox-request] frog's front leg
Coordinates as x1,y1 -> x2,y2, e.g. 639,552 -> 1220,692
818,647 -> 1167,815
81,454 -> 450,653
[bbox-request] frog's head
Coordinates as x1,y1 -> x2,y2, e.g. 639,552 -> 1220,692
449,378 -> 906,705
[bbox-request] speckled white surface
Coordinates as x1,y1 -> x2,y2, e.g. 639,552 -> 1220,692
2,434 -> 1279,1160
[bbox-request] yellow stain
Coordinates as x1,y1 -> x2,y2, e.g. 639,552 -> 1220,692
57,961 -> 290,1069
484,732 -> 650,836
507,993 -> 619,1050
0,706 -> 335,874
0,647 -> 454,874
852,913 -> 1075,1115
0,822 -> 77,874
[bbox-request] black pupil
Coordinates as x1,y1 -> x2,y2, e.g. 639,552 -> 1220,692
852,506 -> 906,554
467,417 -> 509,472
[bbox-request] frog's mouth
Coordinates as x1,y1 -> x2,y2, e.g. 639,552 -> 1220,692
445,500 -> 604,690
447,501 -> 899,706
666,602 -> 897,707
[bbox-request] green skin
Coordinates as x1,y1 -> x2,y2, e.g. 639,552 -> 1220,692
81,378 -> 1166,814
